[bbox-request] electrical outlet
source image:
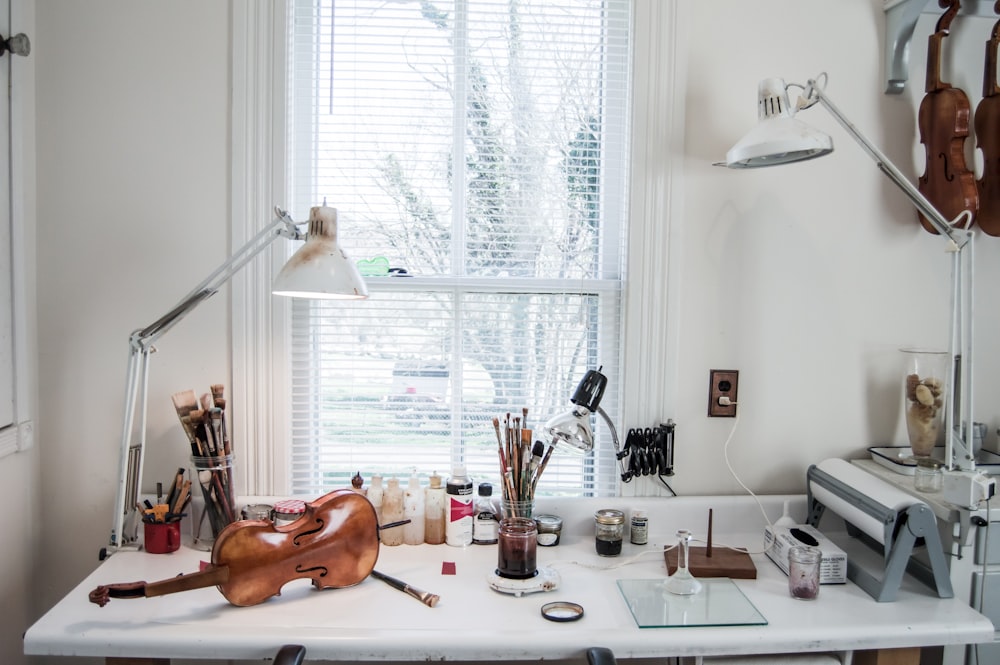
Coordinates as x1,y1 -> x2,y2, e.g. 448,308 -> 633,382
708,370 -> 739,417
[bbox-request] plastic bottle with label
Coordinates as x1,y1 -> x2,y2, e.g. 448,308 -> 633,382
445,465 -> 474,547
403,473 -> 426,545
381,477 -> 404,546
424,472 -> 446,544
472,482 -> 499,544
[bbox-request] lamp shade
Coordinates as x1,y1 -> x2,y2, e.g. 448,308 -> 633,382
544,405 -> 595,454
272,206 -> 369,299
720,77 -> 833,168
544,369 -> 609,454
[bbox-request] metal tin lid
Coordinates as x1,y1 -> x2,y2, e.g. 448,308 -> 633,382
534,514 -> 563,532
594,508 -> 624,525
273,499 -> 306,515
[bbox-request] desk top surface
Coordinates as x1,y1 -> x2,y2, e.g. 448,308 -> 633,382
23,495 -> 996,662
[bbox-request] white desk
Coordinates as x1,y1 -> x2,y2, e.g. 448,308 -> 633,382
23,495 -> 995,664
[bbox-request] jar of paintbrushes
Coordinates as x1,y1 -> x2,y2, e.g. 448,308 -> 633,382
173,385 -> 237,550
492,409 -> 552,520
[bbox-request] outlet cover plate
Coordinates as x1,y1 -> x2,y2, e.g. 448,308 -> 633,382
708,370 -> 739,417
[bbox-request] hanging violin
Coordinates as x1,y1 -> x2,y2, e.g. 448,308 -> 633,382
918,0 -> 979,234
89,489 -> 380,607
975,2 -> 1000,235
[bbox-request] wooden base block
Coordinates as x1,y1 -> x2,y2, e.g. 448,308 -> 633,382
664,545 -> 757,579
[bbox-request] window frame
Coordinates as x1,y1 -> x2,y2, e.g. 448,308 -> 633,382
230,0 -> 682,498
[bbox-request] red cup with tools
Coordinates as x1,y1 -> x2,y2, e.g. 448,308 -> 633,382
144,520 -> 181,554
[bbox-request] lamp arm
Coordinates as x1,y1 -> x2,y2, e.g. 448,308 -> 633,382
806,82 -> 972,248
107,207 -> 302,555
596,406 -> 630,482
131,207 -> 302,349
805,81 -> 976,472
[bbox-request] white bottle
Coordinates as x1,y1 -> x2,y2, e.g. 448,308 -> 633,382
403,473 -> 426,545
445,465 -> 474,546
424,472 -> 446,544
367,474 -> 384,526
381,477 -> 404,546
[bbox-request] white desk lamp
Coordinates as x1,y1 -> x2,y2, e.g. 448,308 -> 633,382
717,74 -> 992,507
106,205 -> 368,556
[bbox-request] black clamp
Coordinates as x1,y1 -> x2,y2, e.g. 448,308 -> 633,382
620,420 -> 675,482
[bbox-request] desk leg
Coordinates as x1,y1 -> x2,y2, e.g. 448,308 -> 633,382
106,659 -> 169,665
853,647 -> 920,665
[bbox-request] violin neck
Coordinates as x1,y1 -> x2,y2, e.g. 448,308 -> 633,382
926,32 -> 950,93
987,34 -> 1000,98
144,565 -> 230,598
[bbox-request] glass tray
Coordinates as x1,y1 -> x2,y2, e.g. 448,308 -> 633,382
868,446 -> 1000,476
616,578 -> 767,629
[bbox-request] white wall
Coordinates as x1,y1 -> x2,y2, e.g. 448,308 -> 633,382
31,2 -> 230,662
22,0 -> 1000,663
656,0 -> 1000,496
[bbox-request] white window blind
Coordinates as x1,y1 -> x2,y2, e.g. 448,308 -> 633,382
284,0 -> 631,496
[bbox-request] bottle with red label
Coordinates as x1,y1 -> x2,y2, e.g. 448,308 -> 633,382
445,465 -> 473,546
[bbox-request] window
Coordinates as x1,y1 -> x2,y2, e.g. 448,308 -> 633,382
232,1 -> 678,499
279,0 -> 630,497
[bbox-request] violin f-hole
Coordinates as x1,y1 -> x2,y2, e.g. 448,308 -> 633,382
292,518 -> 325,546
295,564 -> 329,578
938,152 -> 956,181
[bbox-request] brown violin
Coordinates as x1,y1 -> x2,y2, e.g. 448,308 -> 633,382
89,489 -> 379,607
975,2 -> 1000,235
918,0 -> 979,234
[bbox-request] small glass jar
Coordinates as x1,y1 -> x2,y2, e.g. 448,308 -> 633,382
241,503 -> 274,521
534,514 -> 563,547
788,545 -> 821,600
497,518 -> 538,579
594,509 -> 625,557
914,458 -> 943,493
273,499 -> 306,526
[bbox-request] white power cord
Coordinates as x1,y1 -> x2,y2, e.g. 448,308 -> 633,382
720,400 -> 779,555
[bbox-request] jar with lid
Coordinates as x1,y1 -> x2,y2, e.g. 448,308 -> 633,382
594,509 -> 625,556
914,458 -> 943,493
273,499 -> 306,527
534,514 -> 562,547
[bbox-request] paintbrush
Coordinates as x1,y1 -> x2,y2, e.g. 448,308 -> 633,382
171,390 -> 200,448
531,443 -> 555,494
528,439 -> 545,475
370,569 -> 440,608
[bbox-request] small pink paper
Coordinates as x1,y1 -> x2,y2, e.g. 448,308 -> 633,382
441,561 -> 456,575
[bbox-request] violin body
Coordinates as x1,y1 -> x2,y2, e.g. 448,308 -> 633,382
212,489 -> 379,605
918,1 -> 979,234
89,488 -> 380,607
975,6 -> 1000,236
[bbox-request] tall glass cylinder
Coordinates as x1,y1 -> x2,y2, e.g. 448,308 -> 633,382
189,454 -> 237,550
901,348 -> 948,458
